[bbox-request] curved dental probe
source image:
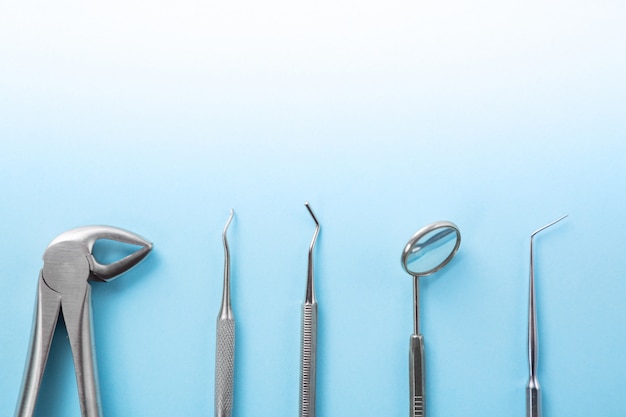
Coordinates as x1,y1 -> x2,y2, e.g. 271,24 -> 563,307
15,226 -> 153,417
215,209 -> 235,417
527,215 -> 567,417
304,202 -> 319,305
300,202 -> 320,417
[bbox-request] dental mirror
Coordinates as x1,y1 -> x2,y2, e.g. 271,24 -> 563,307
400,221 -> 460,417
402,223 -> 460,277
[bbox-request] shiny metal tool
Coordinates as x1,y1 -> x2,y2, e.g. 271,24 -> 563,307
526,215 -> 567,417
401,221 -> 461,417
15,226 -> 153,417
300,202 -> 319,417
215,209 -> 235,417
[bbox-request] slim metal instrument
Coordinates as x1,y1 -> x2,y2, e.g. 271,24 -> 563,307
526,215 -> 567,417
401,221 -> 461,417
215,210 -> 235,417
300,202 -> 320,417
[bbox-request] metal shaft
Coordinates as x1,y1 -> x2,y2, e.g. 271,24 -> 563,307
410,275 -> 425,417
527,236 -> 541,417
413,276 -> 420,335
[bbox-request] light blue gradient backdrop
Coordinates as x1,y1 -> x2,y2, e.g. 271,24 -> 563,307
1,1 -> 625,416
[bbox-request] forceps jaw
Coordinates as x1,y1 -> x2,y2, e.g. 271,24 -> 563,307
87,242 -> 153,282
46,225 -> 154,282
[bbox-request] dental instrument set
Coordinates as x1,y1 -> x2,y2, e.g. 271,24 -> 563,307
9,208 -> 568,417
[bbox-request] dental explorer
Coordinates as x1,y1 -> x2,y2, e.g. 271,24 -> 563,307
401,221 -> 461,417
300,202 -> 320,417
527,215 -> 567,417
215,209 -> 235,417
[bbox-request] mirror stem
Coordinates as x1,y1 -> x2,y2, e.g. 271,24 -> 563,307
413,276 -> 420,335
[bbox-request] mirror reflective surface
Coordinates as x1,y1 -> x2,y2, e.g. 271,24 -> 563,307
402,223 -> 460,276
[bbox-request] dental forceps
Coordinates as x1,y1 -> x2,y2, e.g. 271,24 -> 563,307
15,226 -> 153,417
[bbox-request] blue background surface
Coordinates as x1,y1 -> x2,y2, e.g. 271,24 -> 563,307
1,0 -> 625,416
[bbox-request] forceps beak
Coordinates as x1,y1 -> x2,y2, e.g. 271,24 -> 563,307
88,241 -> 153,281
47,225 -> 154,282
86,227 -> 153,281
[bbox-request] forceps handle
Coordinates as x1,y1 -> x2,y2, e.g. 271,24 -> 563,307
215,317 -> 235,417
300,301 -> 317,417
409,334 -> 425,417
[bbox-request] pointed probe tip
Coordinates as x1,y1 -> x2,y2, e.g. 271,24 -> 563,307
531,214 -> 568,239
223,209 -> 234,235
304,201 -> 319,225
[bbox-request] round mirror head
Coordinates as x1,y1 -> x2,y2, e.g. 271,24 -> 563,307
401,221 -> 461,277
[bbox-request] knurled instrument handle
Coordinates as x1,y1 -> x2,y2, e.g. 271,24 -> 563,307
300,302 -> 317,417
215,318 -> 235,417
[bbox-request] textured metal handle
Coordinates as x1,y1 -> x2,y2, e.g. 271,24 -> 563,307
215,318 -> 235,417
300,302 -> 317,417
409,334 -> 425,417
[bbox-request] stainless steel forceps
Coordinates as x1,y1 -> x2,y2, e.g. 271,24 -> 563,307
15,226 -> 153,417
